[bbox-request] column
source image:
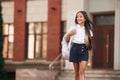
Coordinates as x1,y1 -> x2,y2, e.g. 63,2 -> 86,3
114,0 -> 120,70
13,0 -> 27,61
47,0 -> 61,61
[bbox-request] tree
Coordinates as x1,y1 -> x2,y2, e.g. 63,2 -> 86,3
0,1 -> 7,80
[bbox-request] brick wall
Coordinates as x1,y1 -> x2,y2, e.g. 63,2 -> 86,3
47,0 -> 61,61
13,0 -> 27,61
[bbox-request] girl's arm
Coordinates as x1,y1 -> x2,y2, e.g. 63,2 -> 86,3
65,33 -> 71,42
65,29 -> 76,42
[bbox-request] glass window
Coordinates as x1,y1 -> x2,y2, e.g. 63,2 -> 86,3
2,23 -> 14,59
42,23 -> 47,58
35,36 -> 41,58
61,21 -> 66,38
28,35 -> 35,59
28,22 -> 47,59
94,14 -> 114,26
63,21 -> 67,34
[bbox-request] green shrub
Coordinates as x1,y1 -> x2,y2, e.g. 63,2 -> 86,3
0,1 -> 7,80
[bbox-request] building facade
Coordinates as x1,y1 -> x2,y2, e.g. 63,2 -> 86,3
1,0 -> 120,79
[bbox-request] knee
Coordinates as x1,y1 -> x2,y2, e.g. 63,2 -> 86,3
79,69 -> 85,75
75,71 -> 79,76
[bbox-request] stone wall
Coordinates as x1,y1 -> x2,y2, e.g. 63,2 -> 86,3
16,68 -> 49,80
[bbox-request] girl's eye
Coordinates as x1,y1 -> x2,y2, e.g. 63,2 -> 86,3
77,16 -> 82,18
80,15 -> 83,17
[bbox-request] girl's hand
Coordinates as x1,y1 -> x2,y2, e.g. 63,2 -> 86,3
87,59 -> 91,66
66,29 -> 76,42
87,49 -> 91,66
68,29 -> 76,36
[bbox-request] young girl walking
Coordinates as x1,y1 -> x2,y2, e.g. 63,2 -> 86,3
65,11 -> 95,80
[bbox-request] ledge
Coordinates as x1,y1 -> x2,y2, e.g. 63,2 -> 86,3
4,60 -> 52,72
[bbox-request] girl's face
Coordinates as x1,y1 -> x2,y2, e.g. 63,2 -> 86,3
76,12 -> 86,26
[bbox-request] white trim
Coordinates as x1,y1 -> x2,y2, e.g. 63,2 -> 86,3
114,0 -> 120,70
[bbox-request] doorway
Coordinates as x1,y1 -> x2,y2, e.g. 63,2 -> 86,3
92,13 -> 114,69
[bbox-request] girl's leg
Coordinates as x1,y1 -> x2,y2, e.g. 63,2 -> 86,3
87,49 -> 91,66
79,61 -> 87,80
73,62 -> 79,80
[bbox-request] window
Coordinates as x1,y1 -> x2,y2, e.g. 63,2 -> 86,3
3,23 -> 14,59
94,14 -> 114,26
27,22 -> 47,59
61,21 -> 66,37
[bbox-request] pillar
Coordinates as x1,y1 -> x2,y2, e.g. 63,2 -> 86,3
114,0 -> 120,70
13,0 -> 27,61
47,0 -> 61,61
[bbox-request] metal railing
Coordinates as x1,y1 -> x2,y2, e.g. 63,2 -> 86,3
49,54 -> 64,80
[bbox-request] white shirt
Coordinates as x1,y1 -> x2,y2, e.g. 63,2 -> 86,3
66,24 -> 93,44
72,24 -> 85,44
61,24 -> 93,60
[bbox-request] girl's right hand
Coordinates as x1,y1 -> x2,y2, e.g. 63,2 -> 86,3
65,29 -> 76,42
68,29 -> 76,36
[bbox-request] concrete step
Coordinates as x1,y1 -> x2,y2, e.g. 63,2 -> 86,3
56,69 -> 120,80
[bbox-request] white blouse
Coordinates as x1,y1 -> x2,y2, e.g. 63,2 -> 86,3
61,24 -> 93,59
72,24 -> 93,44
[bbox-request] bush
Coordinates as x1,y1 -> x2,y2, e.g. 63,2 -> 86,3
0,1 -> 7,80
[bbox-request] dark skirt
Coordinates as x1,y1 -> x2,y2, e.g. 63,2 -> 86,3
69,43 -> 88,62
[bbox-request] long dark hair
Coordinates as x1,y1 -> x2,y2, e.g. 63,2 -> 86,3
75,11 -> 95,49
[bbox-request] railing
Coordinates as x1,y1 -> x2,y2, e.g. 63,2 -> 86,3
49,54 -> 64,80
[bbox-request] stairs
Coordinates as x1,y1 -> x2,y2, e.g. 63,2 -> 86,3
56,69 -> 120,80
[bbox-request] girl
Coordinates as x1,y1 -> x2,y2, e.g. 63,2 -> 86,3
65,11 -> 95,80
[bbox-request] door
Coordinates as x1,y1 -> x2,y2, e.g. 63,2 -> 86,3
92,26 -> 114,69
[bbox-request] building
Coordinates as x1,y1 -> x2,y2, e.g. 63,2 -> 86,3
1,0 -> 120,80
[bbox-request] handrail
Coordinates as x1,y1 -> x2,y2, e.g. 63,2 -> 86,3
49,54 -> 64,80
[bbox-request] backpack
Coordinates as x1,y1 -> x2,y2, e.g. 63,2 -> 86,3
61,35 -> 70,60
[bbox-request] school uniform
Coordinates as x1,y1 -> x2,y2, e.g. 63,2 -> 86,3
69,24 -> 93,62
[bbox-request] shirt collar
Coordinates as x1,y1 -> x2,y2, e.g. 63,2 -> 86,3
77,24 -> 85,29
